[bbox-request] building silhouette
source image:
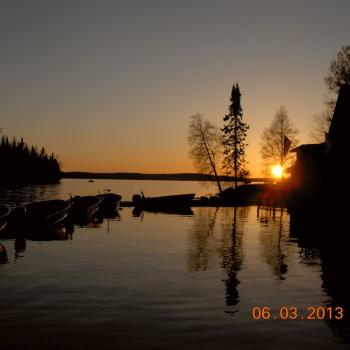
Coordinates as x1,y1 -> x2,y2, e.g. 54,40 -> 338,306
290,84 -> 350,196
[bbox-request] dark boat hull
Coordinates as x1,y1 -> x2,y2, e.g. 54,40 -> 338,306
132,206 -> 193,216
6,200 -> 71,233
100,193 -> 122,213
71,196 -> 102,221
24,200 -> 71,230
133,193 -> 195,209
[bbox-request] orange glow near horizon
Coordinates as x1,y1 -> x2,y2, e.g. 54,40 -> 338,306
3,2 -> 344,178
271,165 -> 283,178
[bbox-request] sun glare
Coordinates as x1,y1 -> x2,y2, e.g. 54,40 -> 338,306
272,165 -> 283,178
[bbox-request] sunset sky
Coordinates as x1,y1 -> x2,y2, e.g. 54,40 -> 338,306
1,0 -> 349,176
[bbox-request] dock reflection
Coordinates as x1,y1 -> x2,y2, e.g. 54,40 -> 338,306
257,206 -> 290,280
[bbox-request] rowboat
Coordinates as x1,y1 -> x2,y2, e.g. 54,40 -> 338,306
0,204 -> 11,232
100,193 -> 122,213
23,200 -> 71,230
132,193 -> 195,209
70,195 -> 102,220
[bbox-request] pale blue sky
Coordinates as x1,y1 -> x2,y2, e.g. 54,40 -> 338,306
1,0 -> 349,175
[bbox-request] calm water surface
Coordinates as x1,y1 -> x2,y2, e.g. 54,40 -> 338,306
0,180 -> 349,349
0,178 -> 223,205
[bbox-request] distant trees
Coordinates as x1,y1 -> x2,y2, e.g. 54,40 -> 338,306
221,84 -> 249,187
260,106 -> 299,173
188,114 -> 223,193
0,132 -> 61,184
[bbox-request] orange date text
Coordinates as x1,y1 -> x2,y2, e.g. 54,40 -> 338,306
251,306 -> 344,320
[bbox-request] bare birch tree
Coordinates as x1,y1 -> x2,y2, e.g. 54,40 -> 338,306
260,106 -> 299,171
188,114 -> 223,193
309,110 -> 332,143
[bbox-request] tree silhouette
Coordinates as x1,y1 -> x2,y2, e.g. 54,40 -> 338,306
325,46 -> 350,95
324,46 -> 350,111
188,114 -> 223,193
0,132 -> 61,184
222,83 -> 249,188
260,106 -> 299,174
309,110 -> 332,143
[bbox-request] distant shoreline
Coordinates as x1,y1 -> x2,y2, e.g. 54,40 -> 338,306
62,172 -> 270,183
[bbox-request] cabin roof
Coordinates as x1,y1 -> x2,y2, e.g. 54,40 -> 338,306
290,142 -> 325,153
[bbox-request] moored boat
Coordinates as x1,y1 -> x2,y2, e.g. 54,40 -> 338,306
132,193 -> 195,209
0,204 -> 11,232
100,192 -> 122,213
132,206 -> 193,216
25,200 -> 71,229
8,200 -> 71,232
70,195 -> 102,220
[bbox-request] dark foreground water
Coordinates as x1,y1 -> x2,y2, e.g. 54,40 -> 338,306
1,180 -> 349,349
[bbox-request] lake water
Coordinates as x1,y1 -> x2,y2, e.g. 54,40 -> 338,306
1,179 -> 349,349
0,178 -> 223,205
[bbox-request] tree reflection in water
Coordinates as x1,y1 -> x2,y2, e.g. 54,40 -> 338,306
256,206 -> 291,280
187,207 -> 220,272
219,207 -> 247,307
187,207 -> 248,309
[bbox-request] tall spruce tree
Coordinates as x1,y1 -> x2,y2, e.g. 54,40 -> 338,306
222,83 -> 249,188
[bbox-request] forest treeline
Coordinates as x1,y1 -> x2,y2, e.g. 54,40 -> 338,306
0,134 -> 61,184
64,172 -> 238,181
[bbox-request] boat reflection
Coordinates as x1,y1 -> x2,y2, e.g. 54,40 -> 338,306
27,223 -> 74,241
71,206 -> 121,227
0,242 -> 8,264
74,211 -> 104,228
103,207 -> 121,220
14,237 -> 26,259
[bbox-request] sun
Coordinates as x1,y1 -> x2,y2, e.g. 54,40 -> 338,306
272,165 -> 283,178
